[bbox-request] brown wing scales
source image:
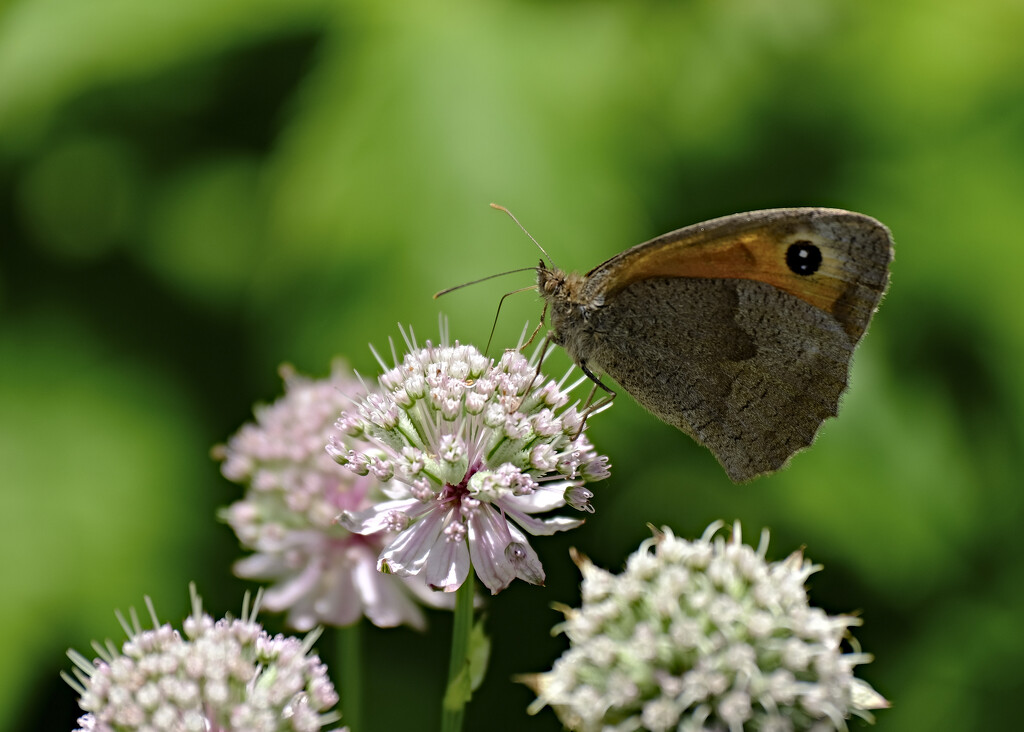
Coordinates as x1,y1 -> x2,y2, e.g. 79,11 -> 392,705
584,277 -> 853,481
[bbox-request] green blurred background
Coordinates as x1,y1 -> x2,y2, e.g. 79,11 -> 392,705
2,0 -> 1023,730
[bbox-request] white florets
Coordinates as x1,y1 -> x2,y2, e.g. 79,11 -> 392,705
63,585 -> 346,732
330,333 -> 611,594
525,523 -> 888,732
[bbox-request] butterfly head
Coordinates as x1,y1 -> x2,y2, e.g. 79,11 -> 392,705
537,260 -> 594,353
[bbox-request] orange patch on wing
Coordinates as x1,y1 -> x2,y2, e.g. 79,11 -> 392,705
602,231 -> 848,315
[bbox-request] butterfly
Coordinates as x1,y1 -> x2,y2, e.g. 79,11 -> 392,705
534,207 -> 893,482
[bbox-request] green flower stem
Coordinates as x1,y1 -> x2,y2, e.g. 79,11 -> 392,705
337,622 -> 363,732
441,574 -> 476,732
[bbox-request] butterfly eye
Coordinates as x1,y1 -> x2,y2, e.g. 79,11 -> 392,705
785,241 -> 822,276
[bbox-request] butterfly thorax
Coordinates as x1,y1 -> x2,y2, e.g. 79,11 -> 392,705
537,263 -> 597,364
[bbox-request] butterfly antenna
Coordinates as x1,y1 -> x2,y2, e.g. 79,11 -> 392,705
490,203 -> 557,269
433,267 -> 538,299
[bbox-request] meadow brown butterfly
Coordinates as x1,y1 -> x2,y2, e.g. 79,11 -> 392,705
534,207 -> 893,482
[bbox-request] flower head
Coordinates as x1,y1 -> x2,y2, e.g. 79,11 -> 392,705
216,362 -> 446,631
523,522 -> 888,732
329,330 -> 611,595
63,584 -> 345,732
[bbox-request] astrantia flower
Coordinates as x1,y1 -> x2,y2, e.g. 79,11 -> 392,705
329,331 -> 611,595
216,362 -> 445,631
523,522 -> 888,732
63,584 -> 345,732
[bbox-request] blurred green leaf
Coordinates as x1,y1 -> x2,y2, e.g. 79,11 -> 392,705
0,315 -> 213,724
0,0 -> 332,147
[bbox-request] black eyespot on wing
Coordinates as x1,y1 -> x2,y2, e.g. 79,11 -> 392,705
785,241 -> 822,276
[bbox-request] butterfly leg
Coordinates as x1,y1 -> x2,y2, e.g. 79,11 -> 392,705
517,301 -> 548,352
512,332 -> 555,414
571,360 -> 616,439
486,288 -> 543,356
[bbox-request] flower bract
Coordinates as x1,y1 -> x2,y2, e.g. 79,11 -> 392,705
330,330 -> 610,594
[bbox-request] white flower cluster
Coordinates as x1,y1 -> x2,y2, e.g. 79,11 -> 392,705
217,363 -> 445,631
525,523 -> 888,732
63,585 -> 344,732
331,335 -> 610,594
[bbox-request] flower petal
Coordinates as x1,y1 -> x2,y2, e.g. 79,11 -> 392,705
353,551 -> 428,630
259,554 -> 326,617
337,497 -> 426,534
506,522 -> 545,586
378,507 -> 446,576
503,481 -> 571,513
468,505 -> 517,594
423,520 -> 471,592
503,504 -> 585,536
